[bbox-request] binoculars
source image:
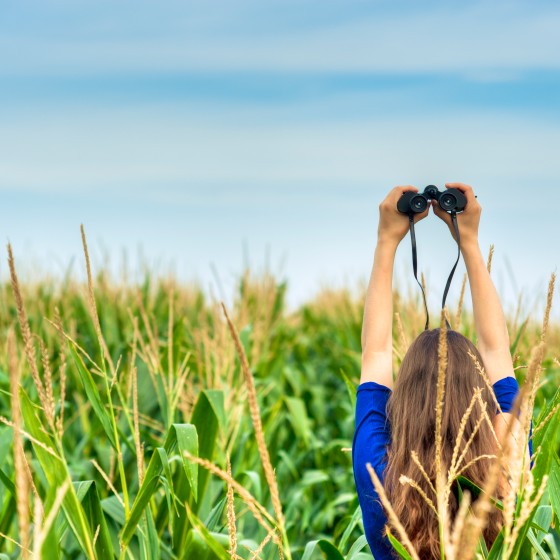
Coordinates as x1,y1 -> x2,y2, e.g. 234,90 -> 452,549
397,185 -> 467,215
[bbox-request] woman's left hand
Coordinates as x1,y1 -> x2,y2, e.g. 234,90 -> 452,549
377,185 -> 430,244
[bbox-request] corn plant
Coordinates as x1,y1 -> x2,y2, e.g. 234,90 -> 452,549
0,232 -> 558,559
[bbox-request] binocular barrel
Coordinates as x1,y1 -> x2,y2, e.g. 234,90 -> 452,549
397,185 -> 467,215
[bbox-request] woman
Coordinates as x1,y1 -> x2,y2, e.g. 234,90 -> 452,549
352,183 -> 533,559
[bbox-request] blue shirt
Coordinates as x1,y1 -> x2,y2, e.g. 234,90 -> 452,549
352,376 -> 533,559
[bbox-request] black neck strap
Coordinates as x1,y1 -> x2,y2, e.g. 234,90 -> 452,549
441,212 -> 461,330
409,214 -> 430,331
408,211 -> 461,331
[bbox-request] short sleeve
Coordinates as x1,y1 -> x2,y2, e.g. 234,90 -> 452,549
492,376 -> 534,469
492,376 -> 520,414
354,381 -> 392,438
352,381 -> 395,558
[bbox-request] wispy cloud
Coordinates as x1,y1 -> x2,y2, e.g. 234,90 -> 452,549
1,108 -> 560,200
2,1 -> 560,76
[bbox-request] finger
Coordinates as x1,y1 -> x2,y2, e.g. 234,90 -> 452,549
444,182 -> 477,204
431,199 -> 452,225
412,205 -> 430,223
388,185 -> 419,206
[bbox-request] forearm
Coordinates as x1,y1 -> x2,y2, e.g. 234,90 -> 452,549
361,185 -> 428,387
361,237 -> 398,353
462,240 -> 513,382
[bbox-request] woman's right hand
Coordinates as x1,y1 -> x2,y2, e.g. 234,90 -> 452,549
431,183 -> 481,246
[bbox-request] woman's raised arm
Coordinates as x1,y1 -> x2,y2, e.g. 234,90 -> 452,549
431,183 -> 514,384
361,186 -> 429,389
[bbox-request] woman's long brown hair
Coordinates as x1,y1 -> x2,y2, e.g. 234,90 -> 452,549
384,328 -> 504,558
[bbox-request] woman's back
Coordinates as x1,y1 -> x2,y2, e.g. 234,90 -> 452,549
352,373 -> 533,558
354,184 -> 534,558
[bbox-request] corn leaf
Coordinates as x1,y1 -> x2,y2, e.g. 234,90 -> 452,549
19,388 -> 97,559
183,501 -> 230,560
301,539 -> 345,560
527,528 -> 552,560
346,535 -> 369,560
385,528 -> 413,560
68,342 -> 117,450
74,481 -> 115,559
338,505 -> 362,553
121,423 -> 198,547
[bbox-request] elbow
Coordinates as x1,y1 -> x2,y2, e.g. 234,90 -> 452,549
362,336 -> 392,356
361,327 -> 390,352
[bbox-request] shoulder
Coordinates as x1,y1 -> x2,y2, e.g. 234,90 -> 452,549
355,381 -> 392,421
492,376 -> 519,390
491,376 -> 520,414
357,380 -> 393,395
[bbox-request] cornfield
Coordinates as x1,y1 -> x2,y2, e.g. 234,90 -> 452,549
0,229 -> 558,559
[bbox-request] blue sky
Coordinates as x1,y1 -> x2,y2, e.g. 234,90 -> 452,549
1,0 -> 559,321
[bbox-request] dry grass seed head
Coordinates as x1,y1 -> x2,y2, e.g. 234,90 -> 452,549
501,342 -> 545,551
226,455 -> 238,559
33,480 -> 69,555
435,307 -> 448,497
91,459 -> 125,507
7,328 -> 30,558
395,311 -> 408,352
454,273 -> 468,329
366,463 -> 420,560
132,366 -> 144,486
505,474 -> 548,556
473,392 -> 502,449
456,352 -> 538,560
7,243 -> 49,418
37,336 -> 56,429
449,490 -> 472,559
454,454 -> 497,480
399,475 -> 438,516
168,287 -> 174,392
447,387 -> 484,480
80,224 -> 115,378
93,524 -> 101,547
183,452 -> 276,531
410,450 -> 436,497
247,530 -> 274,560
451,405 -> 488,480
33,493 -> 42,557
541,272 -> 556,343
532,402 -> 560,435
486,244 -> 494,273
221,302 -> 285,532
54,307 -> 67,437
